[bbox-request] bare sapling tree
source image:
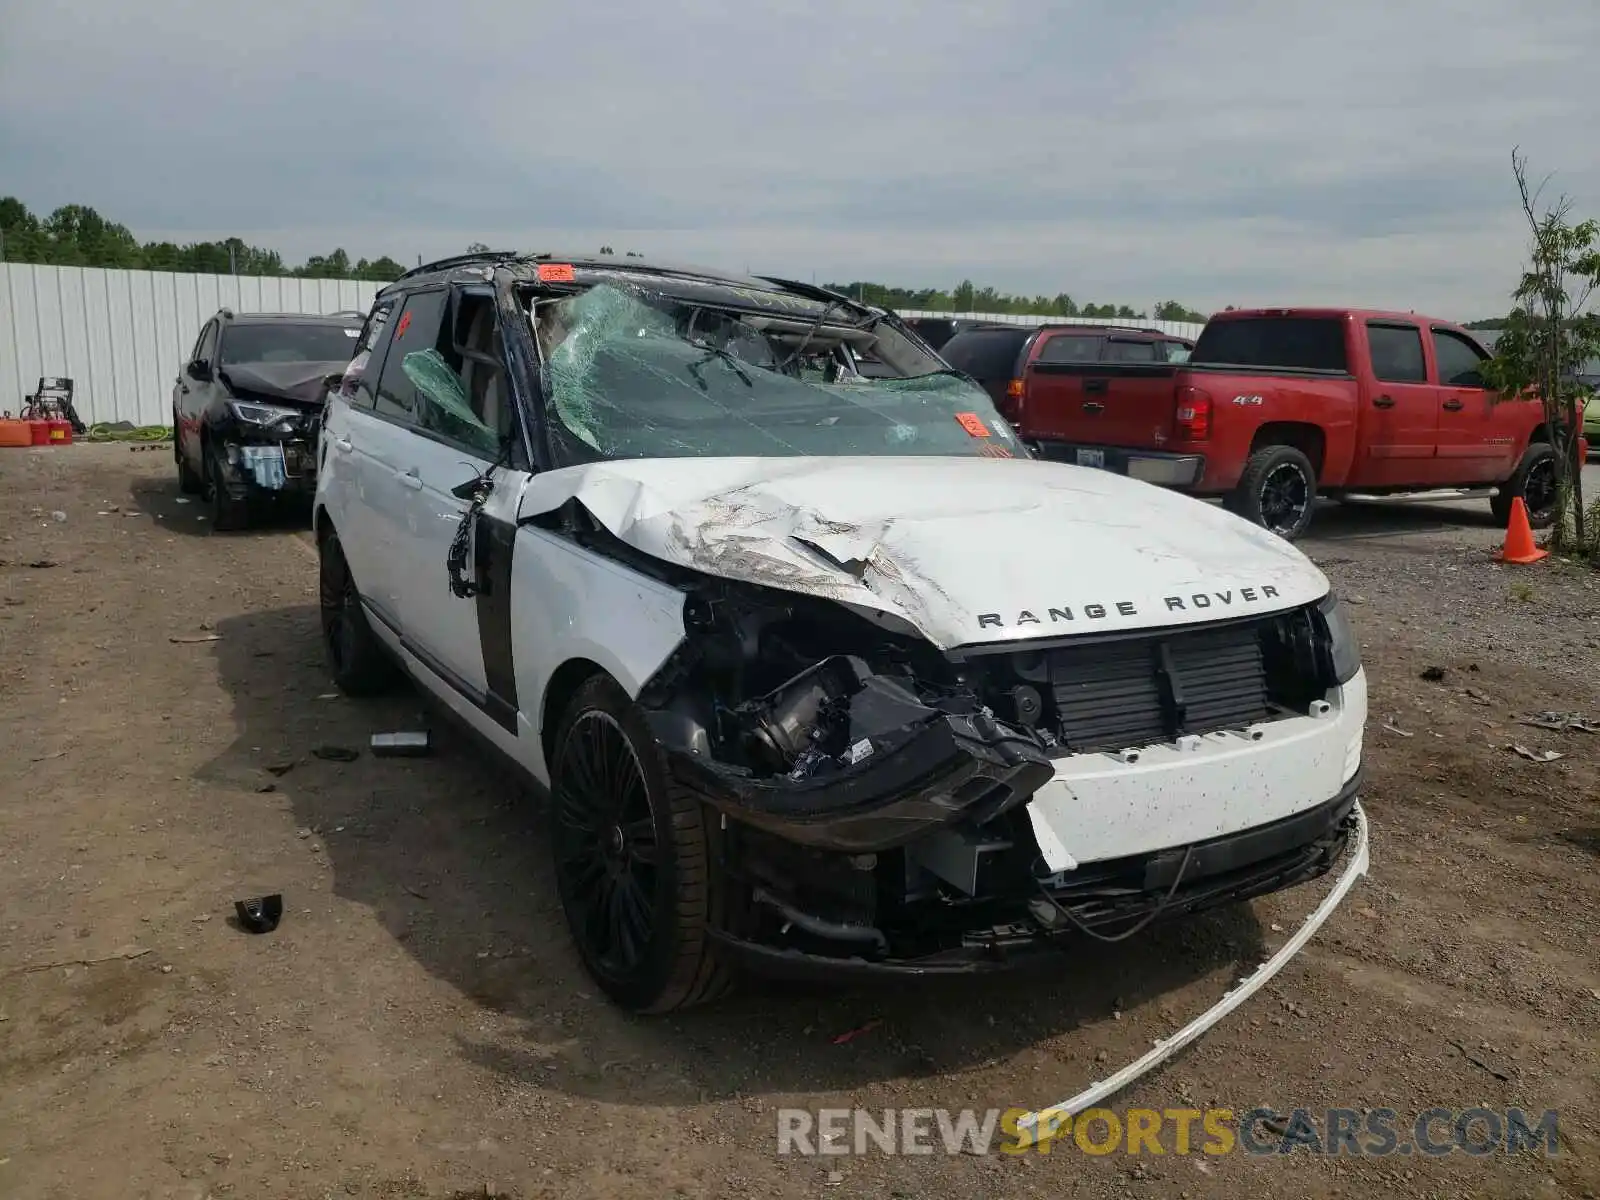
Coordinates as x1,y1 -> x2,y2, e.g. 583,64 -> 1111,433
1483,149 -> 1600,556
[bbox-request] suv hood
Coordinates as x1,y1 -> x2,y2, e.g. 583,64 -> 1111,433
219,361 -> 347,408
518,456 -> 1328,650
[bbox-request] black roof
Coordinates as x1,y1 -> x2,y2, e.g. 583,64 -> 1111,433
213,309 -> 362,325
381,251 -> 883,323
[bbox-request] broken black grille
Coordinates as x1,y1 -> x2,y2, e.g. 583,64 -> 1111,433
1047,622 -> 1271,752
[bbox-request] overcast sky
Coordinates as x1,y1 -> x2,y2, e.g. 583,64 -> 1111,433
3,0 -> 1597,317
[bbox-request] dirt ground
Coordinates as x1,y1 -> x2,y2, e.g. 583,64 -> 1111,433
2,443 -> 1597,1200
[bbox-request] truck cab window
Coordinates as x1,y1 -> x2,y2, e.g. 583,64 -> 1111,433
1366,324 -> 1426,384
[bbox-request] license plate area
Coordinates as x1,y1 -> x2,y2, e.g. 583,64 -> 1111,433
1076,448 -> 1106,469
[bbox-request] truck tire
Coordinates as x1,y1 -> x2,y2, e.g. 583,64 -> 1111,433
1226,445 -> 1319,540
549,674 -> 732,1014
1490,442 -> 1557,530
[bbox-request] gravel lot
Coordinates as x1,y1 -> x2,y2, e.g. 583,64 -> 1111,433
2,444 -> 1597,1200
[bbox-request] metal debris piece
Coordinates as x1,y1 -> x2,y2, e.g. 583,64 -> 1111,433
234,894 -> 284,934
1380,715 -> 1414,738
311,745 -> 360,763
371,731 -> 432,758
1521,711 -> 1600,733
831,1019 -> 881,1045
169,633 -> 222,644
1506,744 -> 1564,763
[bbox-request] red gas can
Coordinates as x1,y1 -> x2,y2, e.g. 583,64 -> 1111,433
28,420 -> 50,445
47,419 -> 72,445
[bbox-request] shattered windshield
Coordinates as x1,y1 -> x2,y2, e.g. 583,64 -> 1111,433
536,284 -> 1025,461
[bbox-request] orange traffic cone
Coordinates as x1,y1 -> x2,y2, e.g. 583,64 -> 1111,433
1495,496 -> 1548,564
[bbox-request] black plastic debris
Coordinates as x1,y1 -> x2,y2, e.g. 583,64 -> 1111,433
234,894 -> 284,934
311,745 -> 360,763
371,731 -> 431,758
1419,666 -> 1447,682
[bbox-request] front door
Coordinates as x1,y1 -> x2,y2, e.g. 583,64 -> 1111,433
1430,326 -> 1519,484
381,286 -> 527,730
1351,321 -> 1443,487
175,319 -> 218,470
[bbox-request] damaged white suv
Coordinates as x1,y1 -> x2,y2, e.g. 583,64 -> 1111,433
313,252 -> 1367,1013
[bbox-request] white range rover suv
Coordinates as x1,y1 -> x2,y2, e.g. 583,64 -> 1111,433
313,252 -> 1368,1014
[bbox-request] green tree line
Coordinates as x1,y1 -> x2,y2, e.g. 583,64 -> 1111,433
0,198 -> 409,281
1,198 -> 1214,318
823,279 -> 1210,322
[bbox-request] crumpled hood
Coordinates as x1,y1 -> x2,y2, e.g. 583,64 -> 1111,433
518,456 -> 1329,650
220,361 -> 346,407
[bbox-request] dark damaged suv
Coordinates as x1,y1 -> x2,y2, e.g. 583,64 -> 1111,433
314,252 -> 1367,1013
174,309 -> 362,528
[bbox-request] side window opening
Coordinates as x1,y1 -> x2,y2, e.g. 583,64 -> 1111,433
1033,333 -> 1102,365
1432,328 -> 1490,388
374,288 -> 504,459
342,299 -> 395,408
194,321 -> 217,366
1366,323 -> 1427,384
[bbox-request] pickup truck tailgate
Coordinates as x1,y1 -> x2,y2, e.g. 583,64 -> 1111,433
1024,361 -> 1178,447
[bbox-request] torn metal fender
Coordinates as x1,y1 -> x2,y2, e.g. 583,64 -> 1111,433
1012,801 -> 1371,1149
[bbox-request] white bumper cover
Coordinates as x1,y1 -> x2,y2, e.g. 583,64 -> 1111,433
1026,669 -> 1367,872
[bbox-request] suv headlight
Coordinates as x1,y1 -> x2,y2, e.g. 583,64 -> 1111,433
230,401 -> 299,427
1317,591 -> 1361,684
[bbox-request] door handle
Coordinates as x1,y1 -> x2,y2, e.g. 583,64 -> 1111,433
398,468 -> 424,490
1372,395 -> 1396,409
333,437 -> 354,454
1082,401 -> 1106,414
1442,398 -> 1464,412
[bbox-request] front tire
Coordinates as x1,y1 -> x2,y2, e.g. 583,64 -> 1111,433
175,423 -> 202,495
318,529 -> 398,696
203,443 -> 249,531
1491,441 -> 1557,530
1226,444 -> 1319,539
550,675 -> 730,1014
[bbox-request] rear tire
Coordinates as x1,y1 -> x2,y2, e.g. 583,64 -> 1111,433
549,674 -> 731,1014
318,529 -> 398,696
1490,441 -> 1557,530
1226,444 -> 1318,539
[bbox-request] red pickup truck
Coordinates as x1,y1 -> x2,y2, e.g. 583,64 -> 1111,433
999,308 -> 1562,539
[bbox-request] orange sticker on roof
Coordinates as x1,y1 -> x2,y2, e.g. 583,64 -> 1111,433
956,412 -> 991,438
537,263 -> 576,282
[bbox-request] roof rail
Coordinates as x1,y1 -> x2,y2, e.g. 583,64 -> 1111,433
394,250 -> 519,284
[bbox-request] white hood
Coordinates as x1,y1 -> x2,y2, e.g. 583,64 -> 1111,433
518,455 -> 1329,650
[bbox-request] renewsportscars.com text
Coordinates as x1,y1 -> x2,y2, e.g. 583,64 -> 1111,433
776,1106 -> 1561,1157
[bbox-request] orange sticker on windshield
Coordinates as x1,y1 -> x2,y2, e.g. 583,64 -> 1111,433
956,412 -> 991,438
537,263 -> 576,282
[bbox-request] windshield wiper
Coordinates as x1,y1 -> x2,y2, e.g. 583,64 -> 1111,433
686,339 -> 755,391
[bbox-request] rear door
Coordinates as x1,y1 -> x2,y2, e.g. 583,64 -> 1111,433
174,319 -> 217,466
1354,320 -> 1442,487
1430,325 -> 1519,483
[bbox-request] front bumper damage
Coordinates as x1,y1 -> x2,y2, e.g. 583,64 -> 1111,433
634,577 -> 1367,977
212,423 -> 320,502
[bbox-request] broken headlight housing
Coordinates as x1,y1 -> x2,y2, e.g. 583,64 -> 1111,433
229,400 -> 299,427
1316,591 -> 1361,685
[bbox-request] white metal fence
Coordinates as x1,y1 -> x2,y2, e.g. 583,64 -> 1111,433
0,265 -> 1213,428
1,264 -> 381,429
